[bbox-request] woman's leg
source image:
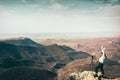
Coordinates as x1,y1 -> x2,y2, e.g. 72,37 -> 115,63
94,63 -> 100,77
100,64 -> 104,75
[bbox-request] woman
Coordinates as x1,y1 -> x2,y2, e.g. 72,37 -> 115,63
94,46 -> 107,77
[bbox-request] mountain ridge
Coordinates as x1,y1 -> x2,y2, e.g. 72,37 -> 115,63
0,37 -> 120,80
0,37 -> 43,47
0,38 -> 90,70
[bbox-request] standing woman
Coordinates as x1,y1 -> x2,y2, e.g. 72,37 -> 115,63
94,46 -> 107,77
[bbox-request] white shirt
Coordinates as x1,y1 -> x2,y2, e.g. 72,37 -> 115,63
99,52 -> 106,63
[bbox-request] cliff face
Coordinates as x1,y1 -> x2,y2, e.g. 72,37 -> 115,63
69,71 -> 120,80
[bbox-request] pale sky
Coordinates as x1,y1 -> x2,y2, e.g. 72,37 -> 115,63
0,0 -> 120,34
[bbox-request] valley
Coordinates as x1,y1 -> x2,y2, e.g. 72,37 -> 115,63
0,37 -> 120,80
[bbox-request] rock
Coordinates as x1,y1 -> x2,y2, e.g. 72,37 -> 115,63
69,71 -> 120,80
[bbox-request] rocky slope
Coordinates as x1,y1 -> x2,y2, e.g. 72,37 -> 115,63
57,57 -> 120,79
0,66 -> 57,80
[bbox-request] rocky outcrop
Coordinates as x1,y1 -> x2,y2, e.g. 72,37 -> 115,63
69,71 -> 120,80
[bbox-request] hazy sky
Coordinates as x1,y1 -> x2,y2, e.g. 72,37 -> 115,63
0,0 -> 120,33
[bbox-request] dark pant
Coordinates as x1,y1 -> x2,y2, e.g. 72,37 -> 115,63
95,62 -> 104,75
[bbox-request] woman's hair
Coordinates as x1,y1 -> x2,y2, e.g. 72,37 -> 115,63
101,52 -> 103,54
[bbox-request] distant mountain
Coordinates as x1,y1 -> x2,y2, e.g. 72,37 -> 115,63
44,44 -> 90,63
0,41 -> 90,69
58,45 -> 75,52
0,37 -> 120,80
0,38 -> 90,80
0,67 -> 57,80
0,41 -> 46,59
110,40 -> 120,63
0,42 -> 46,68
0,37 -> 43,47
38,37 -> 120,65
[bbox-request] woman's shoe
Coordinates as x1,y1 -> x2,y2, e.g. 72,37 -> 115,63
94,74 -> 98,77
